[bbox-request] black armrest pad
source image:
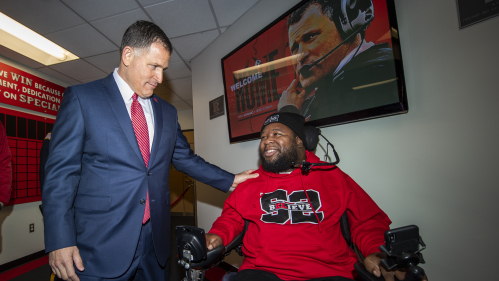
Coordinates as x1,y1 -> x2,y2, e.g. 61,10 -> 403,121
191,244 -> 225,268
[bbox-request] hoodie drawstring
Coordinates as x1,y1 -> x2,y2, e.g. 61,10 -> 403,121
298,172 -> 323,233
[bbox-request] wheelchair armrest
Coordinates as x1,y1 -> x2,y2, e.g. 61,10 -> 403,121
175,225 -> 238,270
189,228 -> 245,269
191,244 -> 225,268
197,220 -> 248,268
354,262 -> 386,281
176,225 -> 226,269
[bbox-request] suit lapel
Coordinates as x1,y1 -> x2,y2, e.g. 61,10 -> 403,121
148,95 -> 163,169
102,74 -> 144,166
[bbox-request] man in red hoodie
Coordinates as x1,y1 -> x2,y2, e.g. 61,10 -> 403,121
206,112 -> 417,281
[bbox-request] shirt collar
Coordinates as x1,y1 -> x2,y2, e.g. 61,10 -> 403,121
113,68 -> 135,101
333,40 -> 374,76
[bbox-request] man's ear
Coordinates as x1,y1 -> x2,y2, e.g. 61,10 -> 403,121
296,135 -> 304,148
121,46 -> 133,67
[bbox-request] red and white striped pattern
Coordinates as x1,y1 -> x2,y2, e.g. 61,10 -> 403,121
131,93 -> 151,224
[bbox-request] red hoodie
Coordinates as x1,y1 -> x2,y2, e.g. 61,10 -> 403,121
209,151 -> 391,280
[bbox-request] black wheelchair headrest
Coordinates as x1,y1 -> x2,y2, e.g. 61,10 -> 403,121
304,125 -> 321,152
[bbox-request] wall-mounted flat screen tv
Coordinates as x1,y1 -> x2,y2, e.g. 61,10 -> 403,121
222,0 -> 408,143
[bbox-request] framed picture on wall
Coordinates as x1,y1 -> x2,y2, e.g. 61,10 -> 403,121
456,0 -> 499,29
221,0 -> 408,143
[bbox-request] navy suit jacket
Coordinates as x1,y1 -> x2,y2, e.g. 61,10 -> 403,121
42,73 -> 234,278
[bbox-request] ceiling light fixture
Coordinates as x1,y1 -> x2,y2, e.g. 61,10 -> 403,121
0,12 -> 78,65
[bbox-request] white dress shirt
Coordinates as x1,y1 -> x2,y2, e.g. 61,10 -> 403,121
113,68 -> 155,150
333,40 -> 374,76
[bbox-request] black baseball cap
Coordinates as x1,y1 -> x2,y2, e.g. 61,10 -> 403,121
261,112 -> 306,146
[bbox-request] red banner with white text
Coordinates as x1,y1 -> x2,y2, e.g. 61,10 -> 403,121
0,61 -> 65,116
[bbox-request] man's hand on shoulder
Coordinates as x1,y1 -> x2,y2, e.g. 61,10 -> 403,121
49,246 -> 84,281
232,169 -> 259,188
364,252 -> 428,281
206,233 -> 223,250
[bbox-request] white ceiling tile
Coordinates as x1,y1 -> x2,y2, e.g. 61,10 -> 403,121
49,59 -> 107,82
84,51 -> 120,74
164,77 -> 191,95
169,51 -> 183,64
164,61 -> 191,81
37,67 -> 81,86
83,50 -> 181,76
0,0 -> 257,114
145,0 -> 217,38
62,0 -> 139,22
170,29 -> 219,60
169,100 -> 192,110
211,0 -> 259,27
174,91 -> 193,101
0,46 -> 45,70
45,24 -> 118,58
154,83 -> 176,99
79,75 -> 109,84
91,9 -> 151,46
137,0 -> 167,6
165,95 -> 184,104
156,91 -> 183,103
0,0 -> 85,35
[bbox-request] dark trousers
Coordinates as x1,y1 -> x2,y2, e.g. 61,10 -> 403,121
234,269 -> 354,281
57,220 -> 169,281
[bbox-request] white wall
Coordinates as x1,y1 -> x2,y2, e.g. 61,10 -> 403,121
177,108 -> 194,130
0,202 -> 45,264
192,0 -> 499,279
0,55 -> 68,265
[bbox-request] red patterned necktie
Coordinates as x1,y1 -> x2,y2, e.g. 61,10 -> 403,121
131,93 -> 150,224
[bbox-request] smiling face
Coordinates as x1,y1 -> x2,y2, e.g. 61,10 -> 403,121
288,4 -> 348,90
259,123 -> 303,173
119,42 -> 171,98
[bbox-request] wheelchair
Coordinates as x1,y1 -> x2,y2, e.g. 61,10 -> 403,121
175,214 -> 426,281
175,126 -> 427,281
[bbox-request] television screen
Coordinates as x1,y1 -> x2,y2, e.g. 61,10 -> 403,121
222,0 -> 408,143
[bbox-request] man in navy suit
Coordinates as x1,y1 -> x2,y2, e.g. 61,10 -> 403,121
43,20 -> 257,281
